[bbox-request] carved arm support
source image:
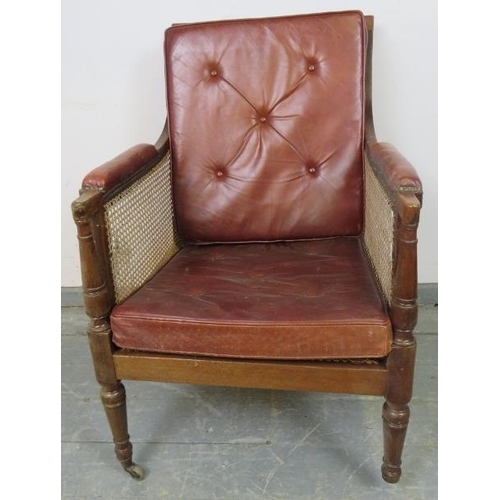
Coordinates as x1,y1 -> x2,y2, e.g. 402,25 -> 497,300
391,192 -> 421,345
71,190 -> 110,317
72,190 -> 117,382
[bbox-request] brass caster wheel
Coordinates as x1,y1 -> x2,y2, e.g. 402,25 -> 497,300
125,463 -> 145,481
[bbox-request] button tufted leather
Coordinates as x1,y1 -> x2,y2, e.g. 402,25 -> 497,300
165,11 -> 366,243
111,238 -> 392,359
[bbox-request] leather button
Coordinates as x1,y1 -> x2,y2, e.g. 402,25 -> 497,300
216,169 -> 224,178
308,64 -> 315,72
210,69 -> 218,77
308,166 -> 317,174
260,116 -> 267,123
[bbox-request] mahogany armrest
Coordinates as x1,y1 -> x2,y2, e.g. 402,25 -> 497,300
366,142 -> 422,198
81,119 -> 170,196
81,144 -> 160,195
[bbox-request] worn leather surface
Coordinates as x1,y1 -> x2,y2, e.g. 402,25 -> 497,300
367,142 -> 422,194
165,11 -> 366,243
82,144 -> 158,193
111,238 -> 392,359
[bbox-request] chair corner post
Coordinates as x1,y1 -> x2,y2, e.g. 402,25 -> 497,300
382,198 -> 420,483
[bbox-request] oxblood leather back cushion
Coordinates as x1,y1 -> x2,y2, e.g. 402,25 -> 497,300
165,11 -> 366,243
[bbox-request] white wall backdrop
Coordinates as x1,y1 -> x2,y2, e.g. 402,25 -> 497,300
62,0 -> 437,286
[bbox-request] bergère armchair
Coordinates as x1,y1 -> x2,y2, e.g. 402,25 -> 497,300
72,11 -> 422,484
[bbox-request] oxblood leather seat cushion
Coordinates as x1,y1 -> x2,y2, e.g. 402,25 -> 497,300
111,239 -> 392,359
165,11 -> 366,243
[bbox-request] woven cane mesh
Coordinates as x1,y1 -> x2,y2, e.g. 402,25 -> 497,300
363,155 -> 395,304
104,153 -> 179,303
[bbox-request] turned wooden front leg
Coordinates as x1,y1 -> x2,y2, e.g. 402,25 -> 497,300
101,382 -> 133,468
100,379 -> 144,479
382,341 -> 416,483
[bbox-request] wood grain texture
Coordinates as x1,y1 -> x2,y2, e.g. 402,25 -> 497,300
114,352 -> 387,396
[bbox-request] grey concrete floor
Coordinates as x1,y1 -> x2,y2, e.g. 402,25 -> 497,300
61,287 -> 437,499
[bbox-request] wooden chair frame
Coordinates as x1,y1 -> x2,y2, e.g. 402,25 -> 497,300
71,16 -> 421,483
